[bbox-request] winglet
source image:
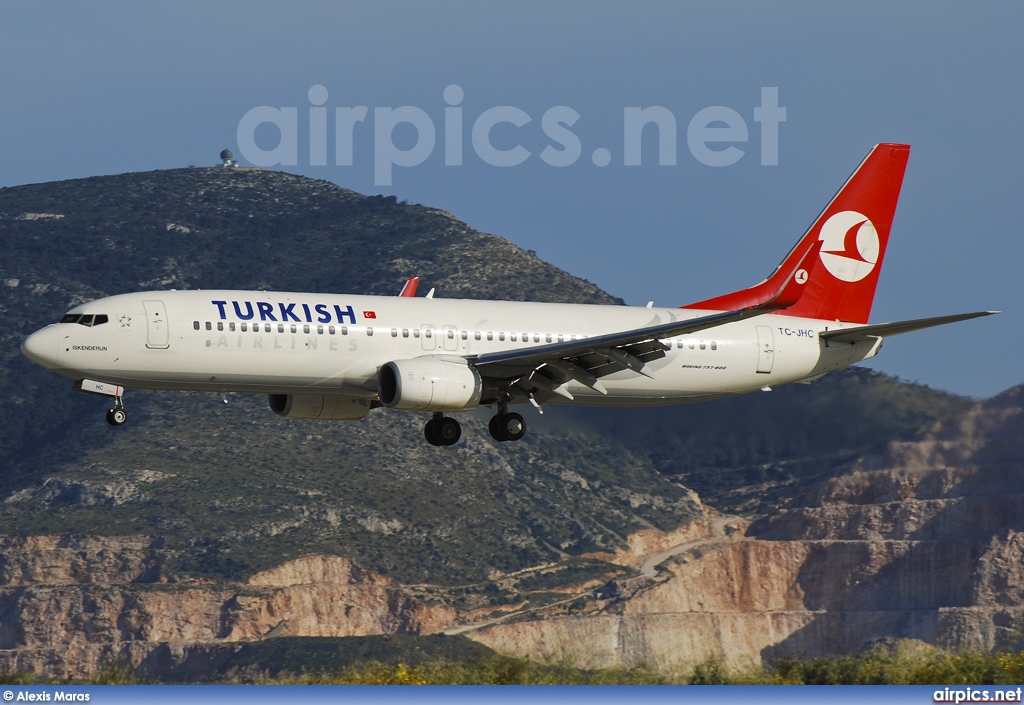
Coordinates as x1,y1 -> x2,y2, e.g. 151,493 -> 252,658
398,277 -> 419,297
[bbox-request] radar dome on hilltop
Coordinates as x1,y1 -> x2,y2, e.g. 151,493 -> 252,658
219,149 -> 236,167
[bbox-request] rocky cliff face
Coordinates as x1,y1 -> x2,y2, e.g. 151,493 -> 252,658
2,387 -> 1021,678
466,386 -> 1024,668
0,536 -> 454,678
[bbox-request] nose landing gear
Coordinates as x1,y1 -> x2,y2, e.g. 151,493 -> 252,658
105,395 -> 127,426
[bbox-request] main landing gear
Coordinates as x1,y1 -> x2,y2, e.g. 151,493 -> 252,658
425,412 -> 462,447
105,394 -> 127,426
421,405 -> 528,446
488,409 -> 526,443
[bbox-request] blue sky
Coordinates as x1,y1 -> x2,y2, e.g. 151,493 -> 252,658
1,2 -> 1020,397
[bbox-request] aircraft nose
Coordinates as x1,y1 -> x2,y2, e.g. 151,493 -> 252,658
21,325 -> 59,369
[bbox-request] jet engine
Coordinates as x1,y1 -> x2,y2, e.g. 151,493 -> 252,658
377,357 -> 482,411
268,394 -> 370,420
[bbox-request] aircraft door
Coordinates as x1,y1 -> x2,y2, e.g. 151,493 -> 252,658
421,324 -> 436,351
143,300 -> 170,349
442,325 -> 458,351
755,325 -> 774,373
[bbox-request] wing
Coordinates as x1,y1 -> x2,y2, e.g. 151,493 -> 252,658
819,311 -> 999,344
469,247 -> 819,399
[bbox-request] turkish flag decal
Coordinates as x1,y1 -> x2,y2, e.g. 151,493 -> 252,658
363,311 -> 377,319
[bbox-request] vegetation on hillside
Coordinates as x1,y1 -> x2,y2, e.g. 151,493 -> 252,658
0,167 -> 977,581
0,167 -> 616,470
565,367 -> 973,515
6,639 -> 1024,685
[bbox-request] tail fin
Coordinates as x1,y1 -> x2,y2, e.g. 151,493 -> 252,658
683,143 -> 910,324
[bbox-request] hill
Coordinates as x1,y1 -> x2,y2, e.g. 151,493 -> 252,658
0,167 -> 973,583
0,167 -> 618,472
1,166 -> 1009,678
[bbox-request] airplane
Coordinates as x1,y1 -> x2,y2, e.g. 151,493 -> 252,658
20,143 -> 996,446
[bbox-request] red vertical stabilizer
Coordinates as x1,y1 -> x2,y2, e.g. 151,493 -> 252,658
682,143 -> 910,324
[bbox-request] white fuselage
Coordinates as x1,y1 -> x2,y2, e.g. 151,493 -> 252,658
26,290 -> 880,407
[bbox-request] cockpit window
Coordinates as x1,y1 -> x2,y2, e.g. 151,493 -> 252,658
61,313 -> 109,326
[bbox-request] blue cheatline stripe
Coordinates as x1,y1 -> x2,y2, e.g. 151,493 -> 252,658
0,685 -> 1015,705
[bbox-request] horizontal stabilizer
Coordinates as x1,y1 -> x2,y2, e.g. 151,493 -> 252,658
819,311 -> 999,344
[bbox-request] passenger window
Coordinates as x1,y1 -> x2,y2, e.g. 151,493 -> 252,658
367,327 -> 373,336
391,328 -> 398,337
205,321 -> 212,331
710,341 -> 717,351
461,331 -> 468,340
229,322 -> 236,331
545,334 -> 552,343
510,333 -> 517,342
193,321 -> 200,330
217,322 -> 224,331
533,334 -> 540,343
342,326 -> 348,335
241,323 -> 248,332
699,341 -> 706,350
688,341 -> 695,349
318,325 -> 324,334
522,333 -> 529,341
558,335 -> 564,342
291,324 -> 297,333
402,329 -> 409,338
474,331 -> 481,341
303,324 -> 310,334
278,324 -> 285,333
447,330 -> 455,339
413,329 -> 420,338
424,329 -> 432,338
487,332 -> 493,341
329,326 -> 335,335
265,323 -> 272,333
498,332 -> 505,341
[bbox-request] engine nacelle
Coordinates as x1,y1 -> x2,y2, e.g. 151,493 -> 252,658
269,394 -> 370,420
377,357 -> 483,411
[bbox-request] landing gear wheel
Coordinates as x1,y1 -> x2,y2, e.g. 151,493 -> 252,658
489,412 -> 525,442
488,415 -> 503,442
436,417 -> 461,445
106,408 -> 127,426
425,416 -> 462,446
424,419 -> 441,446
500,412 -> 525,441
